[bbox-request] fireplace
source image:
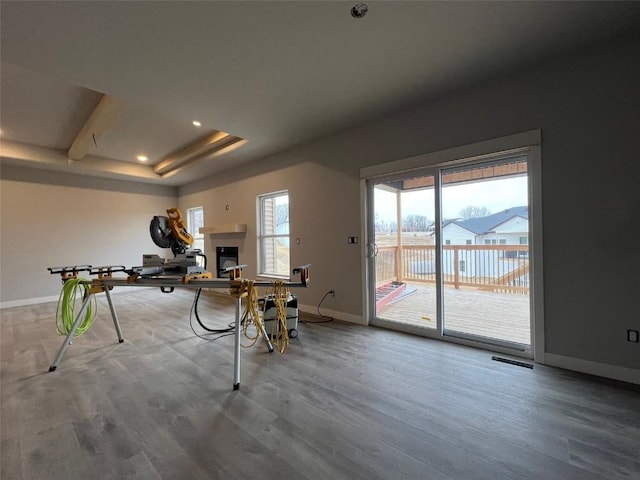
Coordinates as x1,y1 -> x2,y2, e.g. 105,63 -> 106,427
215,246 -> 239,278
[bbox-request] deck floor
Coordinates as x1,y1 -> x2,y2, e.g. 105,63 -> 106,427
377,283 -> 531,345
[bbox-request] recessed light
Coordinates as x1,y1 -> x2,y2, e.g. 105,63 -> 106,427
137,155 -> 148,162
192,120 -> 202,127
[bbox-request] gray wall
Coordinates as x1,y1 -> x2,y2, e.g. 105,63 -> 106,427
179,160 -> 361,321
1,35 -> 637,373
0,166 -> 177,303
181,34 -> 640,371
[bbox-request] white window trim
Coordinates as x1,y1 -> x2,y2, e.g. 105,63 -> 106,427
360,130 -> 544,362
257,190 -> 290,278
186,206 -> 204,251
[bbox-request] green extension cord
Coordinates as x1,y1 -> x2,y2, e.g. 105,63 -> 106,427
56,278 -> 97,337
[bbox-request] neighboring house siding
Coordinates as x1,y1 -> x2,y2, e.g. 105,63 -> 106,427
477,233 -> 522,244
445,211 -> 529,246
442,223 -> 475,245
477,215 -> 528,250
494,215 -> 528,234
489,216 -> 528,244
436,209 -> 529,282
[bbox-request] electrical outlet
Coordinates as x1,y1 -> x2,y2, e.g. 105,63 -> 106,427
329,290 -> 335,297
628,329 -> 639,343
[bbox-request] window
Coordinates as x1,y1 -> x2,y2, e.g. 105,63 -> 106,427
465,239 -> 472,245
258,191 -> 290,277
187,206 -> 204,252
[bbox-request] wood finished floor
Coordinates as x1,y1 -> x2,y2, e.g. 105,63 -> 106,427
1,288 -> 639,480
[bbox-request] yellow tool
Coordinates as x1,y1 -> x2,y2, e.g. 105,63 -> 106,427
149,207 -> 194,256
166,207 -> 193,247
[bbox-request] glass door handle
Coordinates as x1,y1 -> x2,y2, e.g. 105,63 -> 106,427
367,243 -> 379,258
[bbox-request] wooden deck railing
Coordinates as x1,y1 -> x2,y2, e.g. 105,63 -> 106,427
376,245 -> 529,294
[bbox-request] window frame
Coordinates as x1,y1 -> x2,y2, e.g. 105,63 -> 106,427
362,129 -> 544,361
257,190 -> 290,278
186,206 -> 205,252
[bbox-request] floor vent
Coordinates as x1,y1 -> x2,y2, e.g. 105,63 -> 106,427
491,356 -> 533,369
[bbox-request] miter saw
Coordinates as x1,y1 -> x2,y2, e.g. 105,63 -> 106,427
134,208 -> 209,277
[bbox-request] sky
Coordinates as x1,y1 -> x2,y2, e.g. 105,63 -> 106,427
375,176 -> 528,222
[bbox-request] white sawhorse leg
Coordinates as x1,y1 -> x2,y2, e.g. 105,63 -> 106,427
104,287 -> 124,343
48,289 -> 124,372
233,297 -> 242,390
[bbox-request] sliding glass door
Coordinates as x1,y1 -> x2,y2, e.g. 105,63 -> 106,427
440,158 -> 531,348
368,153 -> 532,353
372,174 -> 438,331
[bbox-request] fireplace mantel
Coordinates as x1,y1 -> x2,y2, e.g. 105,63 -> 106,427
199,224 -> 247,235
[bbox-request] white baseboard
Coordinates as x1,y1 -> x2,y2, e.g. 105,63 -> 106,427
298,304 -> 367,325
0,295 -> 60,309
0,287 -> 157,310
544,353 -> 640,385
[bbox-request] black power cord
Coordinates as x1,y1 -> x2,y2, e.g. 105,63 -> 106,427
300,290 -> 334,324
191,288 -> 236,333
189,317 -> 234,342
189,252 -> 235,337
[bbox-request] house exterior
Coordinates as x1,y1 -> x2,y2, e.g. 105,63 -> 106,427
442,206 -> 529,246
414,207 -> 530,282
